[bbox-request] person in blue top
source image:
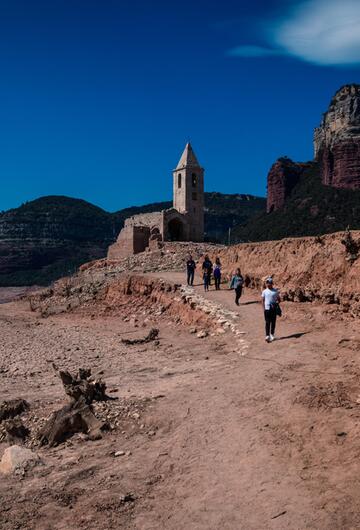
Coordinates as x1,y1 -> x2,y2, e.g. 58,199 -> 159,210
261,277 -> 281,342
229,268 -> 244,305
213,257 -> 222,290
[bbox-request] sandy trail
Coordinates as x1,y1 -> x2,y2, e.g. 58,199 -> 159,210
1,275 -> 360,530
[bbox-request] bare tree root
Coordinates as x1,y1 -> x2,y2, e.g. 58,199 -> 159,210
121,328 -> 159,345
38,365 -> 113,447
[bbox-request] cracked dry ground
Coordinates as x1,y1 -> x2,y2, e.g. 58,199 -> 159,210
1,278 -> 360,530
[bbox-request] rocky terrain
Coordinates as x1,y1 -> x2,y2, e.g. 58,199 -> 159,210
1,237 -> 360,529
27,231 -> 360,320
0,194 -> 265,287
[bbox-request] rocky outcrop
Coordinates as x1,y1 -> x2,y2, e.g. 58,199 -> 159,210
314,84 -> 360,189
266,158 -> 305,212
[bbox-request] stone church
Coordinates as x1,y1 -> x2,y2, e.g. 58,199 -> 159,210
108,143 -> 204,259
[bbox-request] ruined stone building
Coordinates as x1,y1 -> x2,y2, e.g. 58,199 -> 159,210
108,143 -> 204,258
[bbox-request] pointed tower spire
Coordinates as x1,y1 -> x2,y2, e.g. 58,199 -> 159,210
175,142 -> 201,170
172,142 -> 204,242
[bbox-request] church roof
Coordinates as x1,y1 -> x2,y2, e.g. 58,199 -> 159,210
175,142 -> 201,169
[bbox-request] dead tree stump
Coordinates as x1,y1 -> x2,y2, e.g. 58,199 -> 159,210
38,366 -> 111,447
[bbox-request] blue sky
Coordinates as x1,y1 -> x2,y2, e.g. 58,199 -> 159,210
1,0 -> 360,212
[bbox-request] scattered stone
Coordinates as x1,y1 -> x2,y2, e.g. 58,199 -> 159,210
0,445 -> 40,475
189,327 -> 197,334
0,399 -> 29,421
4,418 -> 30,444
120,493 -> 135,503
197,330 -> 208,339
114,451 -> 126,457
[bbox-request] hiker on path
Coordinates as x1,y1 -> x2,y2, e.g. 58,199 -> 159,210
230,268 -> 244,305
261,277 -> 281,343
202,254 -> 213,292
213,257 -> 222,290
186,255 -> 196,286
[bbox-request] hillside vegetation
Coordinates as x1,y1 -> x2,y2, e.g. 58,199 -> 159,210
233,162 -> 360,242
0,193 -> 265,286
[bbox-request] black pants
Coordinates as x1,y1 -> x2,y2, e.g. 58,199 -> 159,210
187,270 -> 194,286
264,309 -> 277,336
203,273 -> 211,291
214,276 -> 221,290
235,286 -> 242,305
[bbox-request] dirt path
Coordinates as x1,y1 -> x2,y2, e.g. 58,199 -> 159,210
1,276 -> 360,530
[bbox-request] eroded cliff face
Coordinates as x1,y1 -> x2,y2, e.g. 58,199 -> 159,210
314,84 -> 360,189
266,158 -> 306,212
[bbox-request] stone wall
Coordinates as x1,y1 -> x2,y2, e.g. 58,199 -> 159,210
108,225 -> 150,259
125,212 -> 164,232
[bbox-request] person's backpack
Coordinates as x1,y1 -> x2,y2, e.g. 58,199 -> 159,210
271,301 -> 282,317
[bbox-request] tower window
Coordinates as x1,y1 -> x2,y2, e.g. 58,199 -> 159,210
192,173 -> 197,187
192,192 -> 197,200
178,173 -> 182,188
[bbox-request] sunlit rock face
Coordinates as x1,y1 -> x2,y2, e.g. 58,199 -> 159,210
314,84 -> 360,189
266,158 -> 305,212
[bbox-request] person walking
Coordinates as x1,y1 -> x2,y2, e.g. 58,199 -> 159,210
261,277 -> 281,343
202,254 -> 213,292
186,255 -> 196,286
230,268 -> 244,305
213,257 -> 222,290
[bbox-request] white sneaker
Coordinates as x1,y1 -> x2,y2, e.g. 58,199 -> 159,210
265,336 -> 270,343
270,334 -> 275,342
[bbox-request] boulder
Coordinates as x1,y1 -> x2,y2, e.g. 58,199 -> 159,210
0,445 -> 40,475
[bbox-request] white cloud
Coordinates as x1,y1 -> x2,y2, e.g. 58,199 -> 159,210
275,0 -> 360,65
228,0 -> 360,66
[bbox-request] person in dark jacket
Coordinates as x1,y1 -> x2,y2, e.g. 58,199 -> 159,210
230,268 -> 244,305
186,255 -> 196,286
213,257 -> 222,290
202,255 -> 213,291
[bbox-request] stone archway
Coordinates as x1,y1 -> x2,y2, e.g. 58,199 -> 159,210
168,218 -> 184,241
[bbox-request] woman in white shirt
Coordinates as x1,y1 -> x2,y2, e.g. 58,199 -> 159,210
261,277 -> 280,343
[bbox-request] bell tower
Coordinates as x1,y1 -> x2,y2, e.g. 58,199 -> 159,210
172,142 -> 204,242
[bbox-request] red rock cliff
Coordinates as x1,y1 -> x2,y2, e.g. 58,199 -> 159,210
266,158 -> 304,212
314,84 -> 360,189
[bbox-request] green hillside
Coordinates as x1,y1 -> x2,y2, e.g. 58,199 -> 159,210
0,193 -> 265,286
234,162 -> 360,242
